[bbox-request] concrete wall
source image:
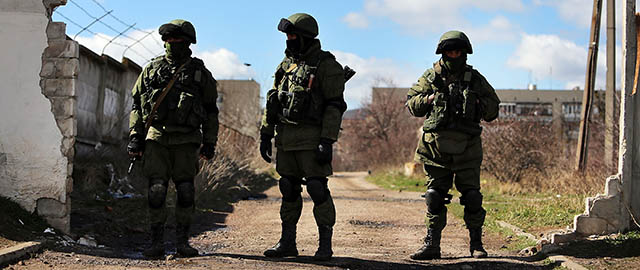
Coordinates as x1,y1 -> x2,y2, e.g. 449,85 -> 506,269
0,0 -> 75,233
75,46 -> 140,148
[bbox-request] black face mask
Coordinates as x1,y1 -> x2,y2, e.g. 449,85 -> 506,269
165,41 -> 191,60
286,37 -> 304,55
442,54 -> 467,73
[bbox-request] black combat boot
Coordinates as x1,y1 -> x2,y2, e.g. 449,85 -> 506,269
410,228 -> 441,260
176,223 -> 199,257
143,223 -> 165,258
313,225 -> 333,261
469,227 -> 488,258
264,223 -> 298,257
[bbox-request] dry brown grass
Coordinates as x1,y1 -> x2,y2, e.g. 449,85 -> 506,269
481,118 -> 617,195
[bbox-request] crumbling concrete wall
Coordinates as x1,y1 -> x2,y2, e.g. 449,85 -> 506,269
567,0 -> 640,238
0,0 -> 75,233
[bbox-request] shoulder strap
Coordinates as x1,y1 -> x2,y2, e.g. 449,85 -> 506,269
306,51 -> 336,89
463,65 -> 473,83
143,59 -> 192,133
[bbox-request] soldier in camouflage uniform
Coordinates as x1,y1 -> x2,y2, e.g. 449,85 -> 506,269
259,13 -> 347,261
127,19 -> 219,258
406,31 -> 500,260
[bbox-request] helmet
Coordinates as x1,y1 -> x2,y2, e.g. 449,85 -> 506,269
159,19 -> 197,44
435,30 -> 472,54
277,13 -> 318,38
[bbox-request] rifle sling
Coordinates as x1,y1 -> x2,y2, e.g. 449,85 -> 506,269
143,59 -> 192,133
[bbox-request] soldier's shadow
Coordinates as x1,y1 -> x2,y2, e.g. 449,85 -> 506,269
208,253 -> 561,270
55,169 -> 277,261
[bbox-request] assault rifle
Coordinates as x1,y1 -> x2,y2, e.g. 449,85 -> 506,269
344,65 -> 356,82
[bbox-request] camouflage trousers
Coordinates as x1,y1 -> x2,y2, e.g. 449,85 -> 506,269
423,165 -> 486,231
143,140 -> 200,225
276,148 -> 335,227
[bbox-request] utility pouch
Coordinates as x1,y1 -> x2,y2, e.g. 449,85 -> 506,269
462,87 -> 481,122
176,92 -> 194,124
265,89 -> 281,125
422,92 -> 448,132
282,85 -> 310,123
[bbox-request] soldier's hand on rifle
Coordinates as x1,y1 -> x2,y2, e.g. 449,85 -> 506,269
200,142 -> 215,160
259,134 -> 273,163
315,138 -> 334,165
127,135 -> 145,158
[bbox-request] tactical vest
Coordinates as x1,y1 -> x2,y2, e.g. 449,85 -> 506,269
269,52 -> 334,125
423,66 -> 483,135
140,57 -> 208,131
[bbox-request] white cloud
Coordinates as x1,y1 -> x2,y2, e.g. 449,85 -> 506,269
346,0 -> 524,36
194,48 -> 254,79
332,51 -> 420,107
536,0 -> 593,28
74,30 -> 254,79
343,12 -> 370,29
464,16 -> 519,42
536,0 -> 630,32
507,33 -> 621,90
75,29 -> 165,67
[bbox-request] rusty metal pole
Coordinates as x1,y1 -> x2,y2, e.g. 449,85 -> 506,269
605,0 -> 616,169
576,0 -> 603,172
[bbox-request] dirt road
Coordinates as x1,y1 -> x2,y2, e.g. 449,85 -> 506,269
9,172 -> 553,270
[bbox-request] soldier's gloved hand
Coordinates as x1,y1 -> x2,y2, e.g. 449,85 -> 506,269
127,135 -> 145,158
315,138 -> 334,165
260,134 -> 273,163
200,142 -> 215,160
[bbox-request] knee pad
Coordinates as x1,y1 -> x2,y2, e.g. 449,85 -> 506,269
306,177 -> 329,205
148,182 -> 168,209
425,189 -> 451,214
279,176 -> 302,202
176,181 -> 195,208
460,189 -> 483,213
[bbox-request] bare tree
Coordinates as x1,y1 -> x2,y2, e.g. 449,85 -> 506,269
334,77 -> 422,171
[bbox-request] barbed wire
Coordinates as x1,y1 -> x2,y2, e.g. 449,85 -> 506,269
57,11 -> 156,63
55,0 -> 165,66
87,0 -> 165,50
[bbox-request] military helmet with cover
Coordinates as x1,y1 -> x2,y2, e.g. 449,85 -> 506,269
278,13 -> 319,38
436,30 -> 472,54
159,19 -> 197,44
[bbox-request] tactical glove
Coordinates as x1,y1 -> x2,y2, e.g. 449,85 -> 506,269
260,134 -> 273,163
200,142 -> 215,160
315,138 -> 334,165
127,135 -> 145,157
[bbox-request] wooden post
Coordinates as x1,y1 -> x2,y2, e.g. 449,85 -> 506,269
576,0 -> 603,172
605,0 -> 616,169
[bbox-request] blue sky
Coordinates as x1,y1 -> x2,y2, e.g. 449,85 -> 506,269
53,0 -> 628,108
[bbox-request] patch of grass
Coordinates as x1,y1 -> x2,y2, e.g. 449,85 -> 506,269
366,171 -> 425,192
479,177 -> 586,232
367,171 -> 587,251
449,201 -> 537,252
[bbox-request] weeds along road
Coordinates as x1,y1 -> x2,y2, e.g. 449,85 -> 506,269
12,172 -> 552,270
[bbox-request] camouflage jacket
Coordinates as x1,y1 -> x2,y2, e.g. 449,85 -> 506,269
406,60 -> 500,168
129,55 -> 219,146
261,40 -> 347,151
